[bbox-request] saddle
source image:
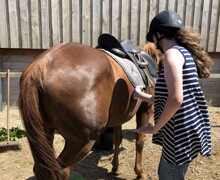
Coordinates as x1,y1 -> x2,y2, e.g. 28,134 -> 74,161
96,33 -> 158,87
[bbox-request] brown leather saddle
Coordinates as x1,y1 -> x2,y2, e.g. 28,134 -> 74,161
96,33 -> 158,87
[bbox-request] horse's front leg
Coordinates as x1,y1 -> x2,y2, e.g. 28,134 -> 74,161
111,125 -> 122,175
135,101 -> 151,179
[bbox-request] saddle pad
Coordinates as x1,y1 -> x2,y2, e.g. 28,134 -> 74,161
101,49 -> 146,88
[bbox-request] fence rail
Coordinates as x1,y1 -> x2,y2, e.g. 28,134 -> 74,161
0,72 -> 22,78
0,0 -> 220,51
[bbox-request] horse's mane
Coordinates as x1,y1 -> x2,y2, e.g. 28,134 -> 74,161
140,43 -> 164,73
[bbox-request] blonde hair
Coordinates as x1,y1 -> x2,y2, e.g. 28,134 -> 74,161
175,28 -> 212,78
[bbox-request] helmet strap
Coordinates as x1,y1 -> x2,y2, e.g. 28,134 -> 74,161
156,36 -> 166,54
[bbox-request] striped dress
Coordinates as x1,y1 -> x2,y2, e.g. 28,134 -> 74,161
153,45 -> 211,165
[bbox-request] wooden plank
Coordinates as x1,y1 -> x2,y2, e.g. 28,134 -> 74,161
120,0 -> 129,40
8,0 -> 19,48
62,0 -> 71,43
51,0 -> 62,46
0,141 -> 19,147
208,0 -> 219,52
139,0 -> 149,45
0,0 -> 10,48
41,0 -> 51,48
82,0 -> 91,45
0,60 -> 2,111
71,0 -> 81,43
2,62 -> 30,70
176,0 -> 185,23
215,1 -> 220,52
130,0 -> 139,44
210,59 -> 220,73
92,0 -> 101,47
193,0 -> 203,33
102,0 -> 110,34
0,48 -> 44,58
201,0 -> 211,51
185,0 -> 194,27
30,0 -> 41,48
209,74 -> 220,78
158,0 -> 167,12
19,0 -> 30,48
111,0 -> 120,39
1,56 -> 34,63
0,72 -> 22,78
148,0 -> 157,26
167,0 -> 176,11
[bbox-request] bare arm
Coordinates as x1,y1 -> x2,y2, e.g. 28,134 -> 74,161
135,48 -> 185,134
133,86 -> 155,104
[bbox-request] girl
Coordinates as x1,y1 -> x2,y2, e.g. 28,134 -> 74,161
134,10 -> 212,180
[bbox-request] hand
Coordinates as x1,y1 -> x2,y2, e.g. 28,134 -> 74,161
134,126 -> 155,134
133,86 -> 144,99
135,86 -> 144,93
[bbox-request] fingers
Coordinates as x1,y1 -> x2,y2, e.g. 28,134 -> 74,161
134,126 -> 155,134
135,85 -> 144,92
133,126 -> 146,133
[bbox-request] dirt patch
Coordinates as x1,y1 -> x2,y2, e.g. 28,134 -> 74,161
0,107 -> 220,180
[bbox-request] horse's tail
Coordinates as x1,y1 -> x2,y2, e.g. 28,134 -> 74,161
19,56 -> 66,179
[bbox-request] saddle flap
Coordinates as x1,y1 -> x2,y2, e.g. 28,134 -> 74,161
120,39 -> 140,53
97,33 -> 127,58
139,51 -> 158,78
97,33 -> 124,50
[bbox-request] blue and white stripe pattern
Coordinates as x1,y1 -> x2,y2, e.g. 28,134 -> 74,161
153,46 -> 211,165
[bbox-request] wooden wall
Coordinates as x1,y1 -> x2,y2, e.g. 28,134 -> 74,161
0,49 -> 44,108
0,49 -> 219,107
200,53 -> 220,106
0,0 -> 220,108
0,0 -> 220,51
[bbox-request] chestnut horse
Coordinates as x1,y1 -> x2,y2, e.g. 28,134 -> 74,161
19,42 -> 159,180
140,43 -> 163,73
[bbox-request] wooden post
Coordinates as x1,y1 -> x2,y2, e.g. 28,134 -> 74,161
0,70 -> 19,148
0,60 -> 2,112
0,77 -> 2,112
7,69 -> 10,142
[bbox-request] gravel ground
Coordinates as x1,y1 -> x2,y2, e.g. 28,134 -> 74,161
0,106 -> 219,180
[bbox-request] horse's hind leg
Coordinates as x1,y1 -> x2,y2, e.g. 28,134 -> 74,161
57,138 -> 96,177
111,125 -> 122,175
134,102 -> 151,179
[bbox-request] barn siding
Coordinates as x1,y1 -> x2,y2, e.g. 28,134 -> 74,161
0,0 -> 220,108
200,53 -> 220,106
0,49 -> 220,107
0,0 -> 220,51
0,49 -> 44,107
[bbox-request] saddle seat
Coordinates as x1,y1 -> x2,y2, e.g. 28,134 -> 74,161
96,33 -> 158,87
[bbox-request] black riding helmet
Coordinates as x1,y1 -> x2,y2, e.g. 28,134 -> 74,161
146,10 -> 183,42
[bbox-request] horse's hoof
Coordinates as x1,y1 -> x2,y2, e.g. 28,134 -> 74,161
136,173 -> 146,180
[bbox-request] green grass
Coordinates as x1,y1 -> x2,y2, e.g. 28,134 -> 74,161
215,111 -> 220,114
